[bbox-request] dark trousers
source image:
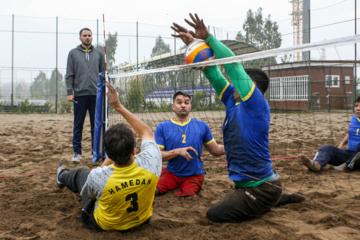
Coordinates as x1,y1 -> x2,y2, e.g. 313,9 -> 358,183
73,95 -> 96,155
206,180 -> 282,222
314,144 -> 357,168
59,167 -> 104,231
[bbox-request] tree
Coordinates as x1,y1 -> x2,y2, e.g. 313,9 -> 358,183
280,54 -> 293,64
49,69 -> 65,101
30,71 -> 48,98
126,79 -> 145,111
236,8 -> 282,50
151,36 -> 171,58
29,69 -> 64,101
15,81 -> 28,98
97,32 -> 118,71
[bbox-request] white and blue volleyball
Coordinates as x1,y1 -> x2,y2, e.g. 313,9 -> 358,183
184,40 -> 214,70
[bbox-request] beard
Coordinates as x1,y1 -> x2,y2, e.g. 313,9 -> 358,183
82,39 -> 92,47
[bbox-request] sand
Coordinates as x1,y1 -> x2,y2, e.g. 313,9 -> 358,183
1,111 -> 360,240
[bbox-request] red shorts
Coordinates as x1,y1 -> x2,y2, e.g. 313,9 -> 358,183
156,168 -> 204,197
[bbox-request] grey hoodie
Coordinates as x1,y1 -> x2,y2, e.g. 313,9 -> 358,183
66,45 -> 105,96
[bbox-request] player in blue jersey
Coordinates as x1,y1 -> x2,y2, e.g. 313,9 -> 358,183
155,91 -> 225,197
301,96 -> 360,172
171,13 -> 304,222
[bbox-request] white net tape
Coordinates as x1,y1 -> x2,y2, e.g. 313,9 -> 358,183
111,34 -> 360,78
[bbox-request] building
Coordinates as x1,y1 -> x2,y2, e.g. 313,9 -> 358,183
264,60 -> 357,111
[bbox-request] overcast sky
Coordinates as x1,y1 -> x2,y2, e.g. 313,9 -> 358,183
0,0 -> 357,85
1,0 -> 355,32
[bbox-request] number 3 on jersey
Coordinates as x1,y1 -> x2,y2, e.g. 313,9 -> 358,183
126,193 -> 139,212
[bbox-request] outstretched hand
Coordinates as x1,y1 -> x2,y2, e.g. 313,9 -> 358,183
185,13 -> 210,41
171,23 -> 194,45
105,80 -> 121,111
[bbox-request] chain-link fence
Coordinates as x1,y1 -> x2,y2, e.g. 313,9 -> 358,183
0,14 -> 251,113
0,3 -> 357,113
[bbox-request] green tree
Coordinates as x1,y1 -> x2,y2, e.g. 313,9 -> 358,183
30,71 -> 48,98
30,69 -> 65,101
97,32 -> 118,71
236,8 -> 281,50
141,74 -> 156,96
192,91 -> 207,109
151,36 -> 171,58
126,79 -> 145,111
236,8 -> 282,66
280,54 -> 293,63
15,82 -> 26,98
49,69 -> 65,101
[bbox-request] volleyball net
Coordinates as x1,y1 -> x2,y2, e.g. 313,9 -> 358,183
108,34 -> 360,123
102,35 -> 357,145
90,34 -> 360,198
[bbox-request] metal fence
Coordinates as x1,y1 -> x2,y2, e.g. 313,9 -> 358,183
0,6 -> 357,113
0,14 -> 249,113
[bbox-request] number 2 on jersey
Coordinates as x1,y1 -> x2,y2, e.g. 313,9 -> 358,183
182,134 -> 186,143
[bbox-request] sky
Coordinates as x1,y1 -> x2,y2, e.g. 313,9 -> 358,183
2,0 -> 294,28
0,0 -> 358,89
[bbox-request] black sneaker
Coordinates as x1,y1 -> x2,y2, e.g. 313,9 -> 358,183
348,152 -> 360,169
57,162 -> 68,189
288,192 -> 305,204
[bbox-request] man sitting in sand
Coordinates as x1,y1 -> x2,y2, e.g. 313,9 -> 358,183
301,96 -> 360,172
171,13 -> 305,223
154,91 -> 225,197
56,81 -> 162,231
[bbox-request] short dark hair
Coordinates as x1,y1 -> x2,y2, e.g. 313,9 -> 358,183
173,91 -> 191,102
104,123 -> 135,165
245,68 -> 269,94
79,28 -> 92,36
356,96 -> 360,103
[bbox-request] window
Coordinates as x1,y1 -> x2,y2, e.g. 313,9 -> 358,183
325,75 -> 340,88
269,76 -> 308,100
345,76 -> 350,85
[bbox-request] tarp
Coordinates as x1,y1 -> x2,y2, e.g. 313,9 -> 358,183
92,72 -> 108,163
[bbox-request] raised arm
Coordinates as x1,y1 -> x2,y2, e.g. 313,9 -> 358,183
171,20 -> 228,97
106,81 -> 154,142
171,23 -> 194,45
185,13 -> 254,100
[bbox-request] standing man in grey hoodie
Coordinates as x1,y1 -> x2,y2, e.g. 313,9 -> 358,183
66,28 -> 105,162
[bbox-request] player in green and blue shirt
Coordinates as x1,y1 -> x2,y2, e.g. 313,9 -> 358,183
171,13 -> 304,222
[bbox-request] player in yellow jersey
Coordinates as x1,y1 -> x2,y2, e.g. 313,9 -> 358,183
56,81 -> 162,231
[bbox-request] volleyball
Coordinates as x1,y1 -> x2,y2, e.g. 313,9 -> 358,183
184,40 -> 214,70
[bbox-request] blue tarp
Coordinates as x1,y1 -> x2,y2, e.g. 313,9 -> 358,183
92,72 -> 108,163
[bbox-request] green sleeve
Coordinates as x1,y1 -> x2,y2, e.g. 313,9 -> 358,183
202,66 -> 228,97
205,34 -> 254,99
